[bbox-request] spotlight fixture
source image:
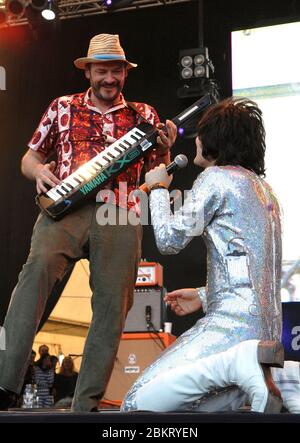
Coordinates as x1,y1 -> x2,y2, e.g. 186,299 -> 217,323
6,0 -> 28,16
179,47 -> 212,81
41,0 -> 55,20
176,46 -> 219,138
177,46 -> 217,99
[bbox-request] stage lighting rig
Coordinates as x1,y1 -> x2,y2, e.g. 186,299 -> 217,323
6,0 -> 28,16
176,46 -> 219,138
177,46 -> 218,99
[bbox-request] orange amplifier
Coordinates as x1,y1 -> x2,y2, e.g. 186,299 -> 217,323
135,261 -> 163,287
100,332 -> 176,407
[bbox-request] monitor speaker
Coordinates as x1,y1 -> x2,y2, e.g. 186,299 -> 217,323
102,332 -> 176,405
124,288 -> 167,332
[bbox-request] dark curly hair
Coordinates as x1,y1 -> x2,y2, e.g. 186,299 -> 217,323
197,97 -> 266,176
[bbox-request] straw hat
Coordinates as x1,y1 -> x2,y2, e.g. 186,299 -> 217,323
74,34 -> 137,70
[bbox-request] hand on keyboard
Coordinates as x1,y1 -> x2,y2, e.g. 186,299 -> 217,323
35,161 -> 61,194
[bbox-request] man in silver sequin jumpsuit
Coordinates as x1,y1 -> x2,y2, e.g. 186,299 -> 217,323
121,98 -> 289,413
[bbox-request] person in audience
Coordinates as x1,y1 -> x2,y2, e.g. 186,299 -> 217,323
34,353 -> 55,408
34,345 -> 49,366
53,356 -> 78,404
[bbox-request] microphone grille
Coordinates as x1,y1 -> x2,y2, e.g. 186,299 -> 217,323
174,154 -> 188,169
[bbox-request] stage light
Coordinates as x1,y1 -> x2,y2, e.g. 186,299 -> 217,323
6,0 -> 28,16
179,47 -> 212,81
41,0 -> 55,20
181,55 -> 193,68
194,54 -> 205,65
194,65 -> 205,78
104,0 -> 135,10
177,46 -> 216,99
181,67 -> 193,79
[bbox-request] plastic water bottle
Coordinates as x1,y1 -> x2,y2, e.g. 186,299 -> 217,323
32,384 -> 39,408
22,384 -> 34,408
22,383 -> 40,408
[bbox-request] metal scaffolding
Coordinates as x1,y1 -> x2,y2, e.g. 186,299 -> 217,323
1,0 -> 193,28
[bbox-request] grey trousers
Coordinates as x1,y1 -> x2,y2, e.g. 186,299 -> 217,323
0,202 -> 142,411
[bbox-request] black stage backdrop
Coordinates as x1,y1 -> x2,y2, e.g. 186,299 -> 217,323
1,0 -> 300,335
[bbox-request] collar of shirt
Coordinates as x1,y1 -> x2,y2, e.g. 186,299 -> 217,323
83,88 -> 128,115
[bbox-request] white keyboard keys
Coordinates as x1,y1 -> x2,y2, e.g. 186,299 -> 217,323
65,176 -> 80,188
46,189 -> 61,201
78,168 -> 93,180
72,174 -> 85,183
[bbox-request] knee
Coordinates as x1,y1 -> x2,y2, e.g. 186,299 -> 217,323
22,250 -> 65,279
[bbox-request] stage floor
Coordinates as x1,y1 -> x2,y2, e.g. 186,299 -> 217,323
0,409 -> 299,423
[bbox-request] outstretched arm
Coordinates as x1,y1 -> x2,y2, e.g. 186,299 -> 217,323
164,287 -> 207,317
164,288 -> 204,316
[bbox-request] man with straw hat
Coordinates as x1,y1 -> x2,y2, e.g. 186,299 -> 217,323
0,33 -> 177,412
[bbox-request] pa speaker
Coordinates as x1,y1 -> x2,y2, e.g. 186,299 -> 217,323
124,288 -> 167,332
102,332 -> 176,405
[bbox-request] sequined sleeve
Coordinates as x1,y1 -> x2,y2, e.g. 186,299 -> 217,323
196,287 -> 207,313
149,167 -> 221,254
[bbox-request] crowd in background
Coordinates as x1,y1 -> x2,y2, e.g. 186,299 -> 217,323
20,344 -> 78,408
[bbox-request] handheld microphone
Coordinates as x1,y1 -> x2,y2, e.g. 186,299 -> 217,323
139,154 -> 188,193
165,154 -> 188,174
145,305 -> 152,330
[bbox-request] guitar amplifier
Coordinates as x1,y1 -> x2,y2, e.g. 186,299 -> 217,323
102,332 -> 176,406
124,288 -> 167,332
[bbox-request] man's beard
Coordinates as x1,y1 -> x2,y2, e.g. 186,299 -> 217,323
91,81 -> 122,103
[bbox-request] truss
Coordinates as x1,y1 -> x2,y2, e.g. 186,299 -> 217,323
1,0 -> 194,28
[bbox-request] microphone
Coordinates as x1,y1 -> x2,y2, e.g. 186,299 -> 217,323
139,154 -> 188,193
145,305 -> 152,330
165,154 -> 188,175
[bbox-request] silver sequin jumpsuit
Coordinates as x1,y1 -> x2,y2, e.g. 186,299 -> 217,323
122,165 -> 282,411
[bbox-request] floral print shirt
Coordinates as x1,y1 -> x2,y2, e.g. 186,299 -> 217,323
28,89 -> 164,209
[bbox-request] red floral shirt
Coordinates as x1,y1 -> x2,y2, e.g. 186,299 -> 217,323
28,89 -> 164,209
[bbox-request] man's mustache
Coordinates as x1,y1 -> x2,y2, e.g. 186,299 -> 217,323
98,82 -> 120,88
